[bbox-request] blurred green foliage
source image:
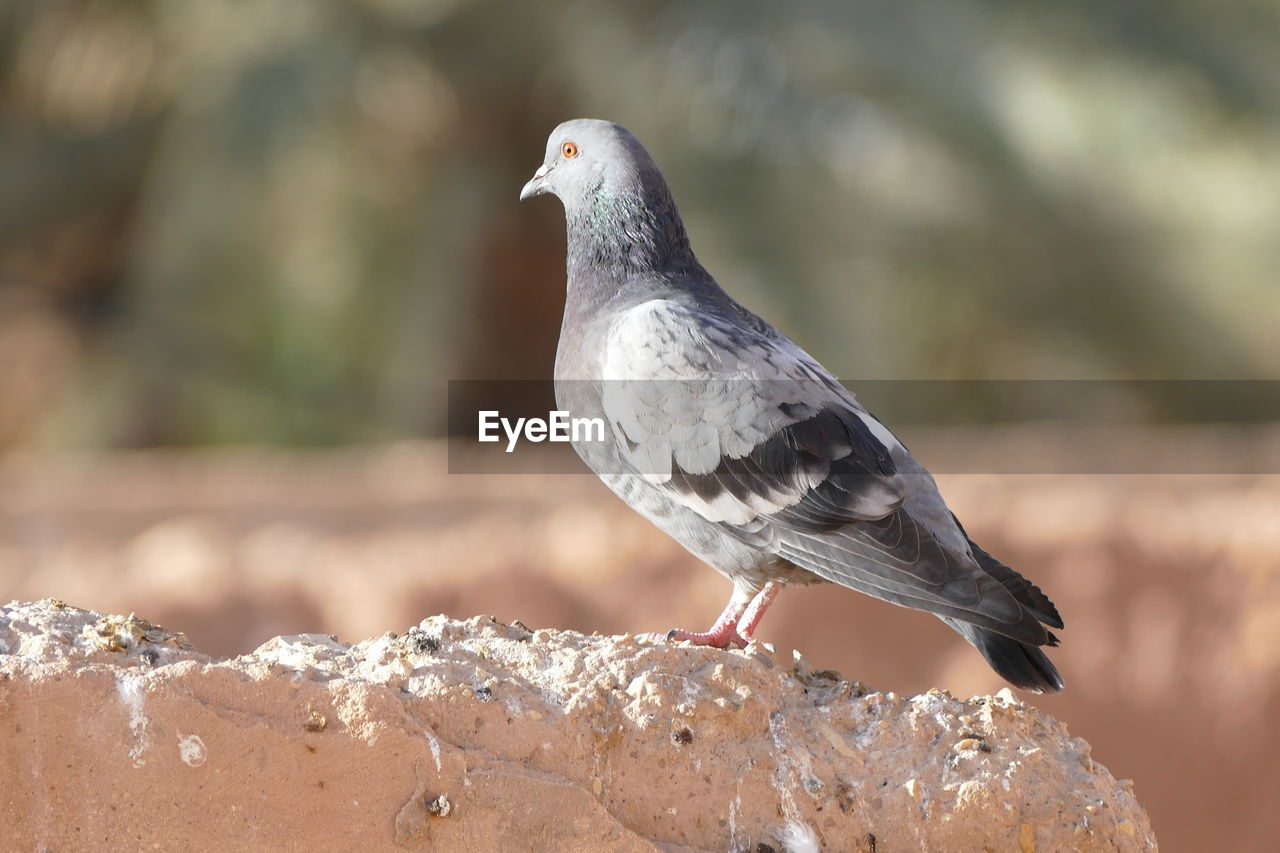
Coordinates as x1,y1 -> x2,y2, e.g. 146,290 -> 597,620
1,0 -> 1277,449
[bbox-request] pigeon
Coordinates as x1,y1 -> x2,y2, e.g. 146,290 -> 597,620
520,119 -> 1064,692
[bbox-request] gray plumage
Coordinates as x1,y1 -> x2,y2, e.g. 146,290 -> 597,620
520,119 -> 1063,692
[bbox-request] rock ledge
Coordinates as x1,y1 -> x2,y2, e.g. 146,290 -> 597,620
0,600 -> 1156,851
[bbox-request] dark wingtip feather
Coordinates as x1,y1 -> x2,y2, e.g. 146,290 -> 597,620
966,538 -> 1065,630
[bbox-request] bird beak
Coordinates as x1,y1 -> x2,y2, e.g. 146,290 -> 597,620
519,164 -> 551,200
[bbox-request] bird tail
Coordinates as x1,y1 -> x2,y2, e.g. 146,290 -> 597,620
940,617 -> 1063,693
965,624 -> 1064,693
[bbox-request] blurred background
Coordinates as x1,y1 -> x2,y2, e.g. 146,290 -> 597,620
1,1 -> 1278,849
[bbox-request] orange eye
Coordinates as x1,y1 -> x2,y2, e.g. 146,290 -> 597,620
561,141 -> 579,159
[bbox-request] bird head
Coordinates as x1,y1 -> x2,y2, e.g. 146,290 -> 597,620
520,119 -> 700,277
519,119 -> 658,205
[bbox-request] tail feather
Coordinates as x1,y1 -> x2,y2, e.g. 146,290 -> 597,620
946,618 -> 1064,693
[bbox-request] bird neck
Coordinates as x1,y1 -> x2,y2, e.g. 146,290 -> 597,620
564,181 -> 705,286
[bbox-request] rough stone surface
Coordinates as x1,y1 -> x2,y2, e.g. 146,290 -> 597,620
1,599 -> 1156,851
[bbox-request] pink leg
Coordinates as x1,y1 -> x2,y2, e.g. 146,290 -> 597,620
666,581 -> 782,649
735,581 -> 781,644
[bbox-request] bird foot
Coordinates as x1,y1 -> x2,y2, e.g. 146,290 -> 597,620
652,581 -> 783,650
664,625 -> 749,649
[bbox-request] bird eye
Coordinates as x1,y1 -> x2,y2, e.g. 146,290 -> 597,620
561,141 -> 579,159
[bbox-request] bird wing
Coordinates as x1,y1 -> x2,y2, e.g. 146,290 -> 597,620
600,297 -> 1054,645
601,297 -> 903,525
